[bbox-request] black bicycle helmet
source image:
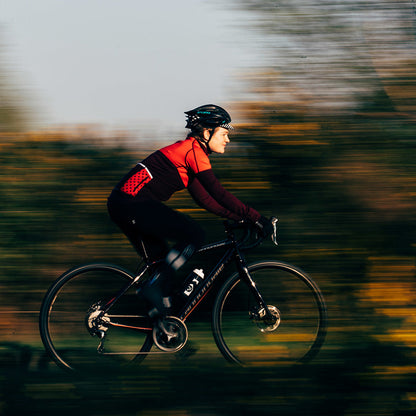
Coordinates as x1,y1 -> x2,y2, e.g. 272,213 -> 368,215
185,104 -> 233,130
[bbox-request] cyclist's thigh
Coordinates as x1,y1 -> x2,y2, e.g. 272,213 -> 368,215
133,200 -> 205,248
123,223 -> 169,262
108,195 -> 169,260
113,198 -> 205,259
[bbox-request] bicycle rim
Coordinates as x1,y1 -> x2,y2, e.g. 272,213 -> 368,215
39,264 -> 153,373
212,261 -> 327,367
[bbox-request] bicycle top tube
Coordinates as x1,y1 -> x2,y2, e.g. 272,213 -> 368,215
196,220 -> 256,254
138,217 -> 276,267
196,238 -> 231,254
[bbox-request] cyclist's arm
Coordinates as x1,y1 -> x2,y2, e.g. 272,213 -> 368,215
194,169 -> 261,223
188,177 -> 241,221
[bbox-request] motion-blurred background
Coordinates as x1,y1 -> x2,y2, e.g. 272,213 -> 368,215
1,1 -> 415,415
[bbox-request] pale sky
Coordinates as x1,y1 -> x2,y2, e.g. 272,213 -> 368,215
1,0 -> 258,133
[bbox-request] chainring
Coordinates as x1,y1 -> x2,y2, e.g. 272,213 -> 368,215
153,316 -> 188,352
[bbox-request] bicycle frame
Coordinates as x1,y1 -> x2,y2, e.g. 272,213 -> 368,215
100,224 -> 273,333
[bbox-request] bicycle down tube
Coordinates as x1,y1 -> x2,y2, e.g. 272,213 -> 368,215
177,234 -> 267,322
178,242 -> 236,320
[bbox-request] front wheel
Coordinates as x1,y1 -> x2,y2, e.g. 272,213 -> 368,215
39,263 -> 154,372
212,261 -> 327,367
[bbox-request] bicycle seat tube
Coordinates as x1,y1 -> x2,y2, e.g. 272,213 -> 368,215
101,263 -> 151,313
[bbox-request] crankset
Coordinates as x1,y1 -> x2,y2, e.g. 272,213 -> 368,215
153,316 -> 188,352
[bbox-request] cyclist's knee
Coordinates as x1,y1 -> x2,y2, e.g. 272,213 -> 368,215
166,243 -> 196,271
165,223 -> 205,270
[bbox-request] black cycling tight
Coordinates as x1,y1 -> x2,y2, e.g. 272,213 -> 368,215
107,191 -> 205,277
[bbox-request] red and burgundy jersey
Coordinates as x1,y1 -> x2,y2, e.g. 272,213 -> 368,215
159,137 -> 211,187
114,137 -> 260,223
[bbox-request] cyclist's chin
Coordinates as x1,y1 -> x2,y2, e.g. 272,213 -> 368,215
213,147 -> 226,154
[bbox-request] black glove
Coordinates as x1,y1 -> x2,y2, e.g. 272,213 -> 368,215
255,216 -> 274,238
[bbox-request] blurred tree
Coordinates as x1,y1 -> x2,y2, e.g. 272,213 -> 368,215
223,4 -> 416,410
226,0 -> 416,256
230,0 -> 416,115
0,37 -> 29,131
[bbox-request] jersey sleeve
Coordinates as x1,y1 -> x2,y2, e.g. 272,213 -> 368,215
188,177 -> 241,221
195,169 -> 261,223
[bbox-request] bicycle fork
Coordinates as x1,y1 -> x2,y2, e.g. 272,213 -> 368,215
234,249 -> 277,324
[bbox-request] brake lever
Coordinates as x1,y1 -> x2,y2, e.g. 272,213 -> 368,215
271,216 -> 278,246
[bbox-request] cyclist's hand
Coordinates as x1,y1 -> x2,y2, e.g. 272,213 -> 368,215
255,216 -> 274,238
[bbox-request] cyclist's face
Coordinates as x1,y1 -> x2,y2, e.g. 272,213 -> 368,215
205,127 -> 230,154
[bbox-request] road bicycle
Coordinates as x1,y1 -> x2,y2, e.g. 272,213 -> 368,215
39,217 -> 327,372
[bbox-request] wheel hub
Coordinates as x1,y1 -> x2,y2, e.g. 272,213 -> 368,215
250,305 -> 281,332
85,302 -> 110,336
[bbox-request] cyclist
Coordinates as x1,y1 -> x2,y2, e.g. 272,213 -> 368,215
107,104 -> 273,330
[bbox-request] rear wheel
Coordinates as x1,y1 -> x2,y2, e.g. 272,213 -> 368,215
39,263 -> 153,372
212,261 -> 327,367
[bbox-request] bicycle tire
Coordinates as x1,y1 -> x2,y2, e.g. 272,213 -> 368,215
212,261 -> 327,367
39,263 -> 153,372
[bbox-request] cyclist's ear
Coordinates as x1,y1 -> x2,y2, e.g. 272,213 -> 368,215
202,128 -> 213,141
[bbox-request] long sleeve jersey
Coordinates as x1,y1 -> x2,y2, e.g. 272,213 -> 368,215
114,137 -> 260,223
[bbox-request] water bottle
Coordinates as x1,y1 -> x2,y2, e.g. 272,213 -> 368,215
182,268 -> 205,298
